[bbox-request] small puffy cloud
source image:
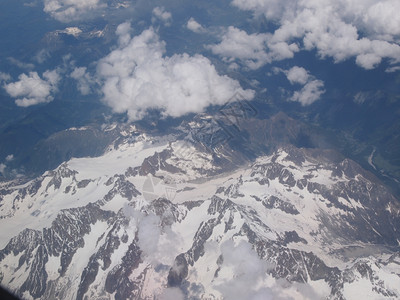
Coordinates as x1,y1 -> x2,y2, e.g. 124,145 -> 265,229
207,26 -> 298,69
213,240 -> 278,300
232,0 -> 400,70
355,53 -> 382,70
268,41 -> 299,61
283,66 -> 325,105
152,6 -> 172,26
96,23 -> 254,121
0,155 -> 14,175
290,80 -> 325,106
70,67 -> 94,95
43,0 -> 106,22
4,69 -> 60,107
285,66 -> 309,85
187,17 -> 205,33
207,27 -> 270,69
5,155 -> 14,162
0,72 -> 11,82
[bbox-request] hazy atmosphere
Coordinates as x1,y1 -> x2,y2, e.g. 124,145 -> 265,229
0,0 -> 399,299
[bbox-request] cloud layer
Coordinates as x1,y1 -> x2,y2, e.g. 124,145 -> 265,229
231,0 -> 400,69
4,70 -> 60,107
96,23 -> 254,120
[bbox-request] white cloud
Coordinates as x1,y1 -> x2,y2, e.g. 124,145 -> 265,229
4,69 -> 60,107
282,66 -> 325,105
362,1 -> 400,38
207,26 -> 298,69
123,204 -> 182,266
70,67 -> 94,95
34,49 -> 51,64
285,66 -> 309,85
5,155 -> 14,162
187,18 -> 205,33
96,23 -> 254,121
7,57 -> 34,70
232,0 -> 400,70
213,240 -> 279,300
207,27 -> 270,69
152,6 -> 172,26
137,213 -> 161,258
268,41 -> 299,61
0,72 -> 11,82
43,0 -> 106,22
385,65 -> 400,73
355,53 -> 382,70
232,0 -> 290,20
290,80 -> 325,106
212,239 -> 324,299
0,155 -> 14,175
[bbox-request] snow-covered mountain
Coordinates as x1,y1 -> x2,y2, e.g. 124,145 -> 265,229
0,113 -> 399,300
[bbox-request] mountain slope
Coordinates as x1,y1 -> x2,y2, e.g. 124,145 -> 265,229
0,114 -> 399,300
